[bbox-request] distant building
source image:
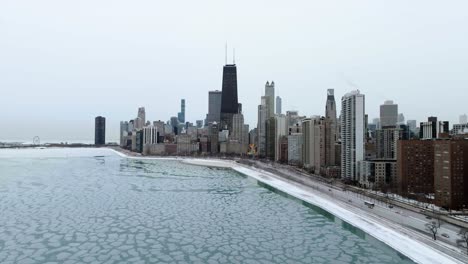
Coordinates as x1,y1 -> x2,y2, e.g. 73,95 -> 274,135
453,123 -> 468,135
397,113 -> 405,125
275,115 -> 288,161
196,120 -> 203,128
220,64 -> 239,131
397,140 -> 434,197
206,90 -> 222,125
407,120 -> 417,133
376,127 -> 400,159
231,113 -> 245,141
143,125 -> 158,146
341,90 -> 365,181
257,96 -> 268,157
128,120 -> 134,132
135,107 -> 146,130
380,100 -> 398,127
135,130 -> 143,153
153,120 -> 166,138
265,117 -> 276,159
178,99 -> 186,123
372,118 -> 381,130
302,116 -> 326,173
434,139 -> 468,210
265,81 -> 275,118
358,160 -> 397,190
120,121 -> 129,146
209,122 -> 219,154
95,116 -> 106,145
288,134 -> 303,165
170,116 -> 179,135
325,89 -> 338,167
286,111 -> 303,126
276,96 -> 282,115
420,117 -> 449,139
460,114 -> 468,124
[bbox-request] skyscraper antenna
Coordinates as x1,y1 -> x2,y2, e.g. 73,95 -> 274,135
225,43 -> 227,65
233,48 -> 236,64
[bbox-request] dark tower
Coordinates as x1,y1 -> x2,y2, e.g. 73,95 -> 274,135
95,116 -> 106,145
220,64 -> 238,131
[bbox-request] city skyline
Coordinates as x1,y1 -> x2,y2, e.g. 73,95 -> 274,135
1,1 -> 468,141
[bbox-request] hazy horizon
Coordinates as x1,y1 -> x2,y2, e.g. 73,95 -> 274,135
1,0 -> 467,141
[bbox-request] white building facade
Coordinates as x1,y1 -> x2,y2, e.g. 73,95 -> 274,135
341,90 -> 365,181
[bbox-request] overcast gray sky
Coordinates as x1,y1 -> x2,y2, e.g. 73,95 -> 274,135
1,0 -> 467,142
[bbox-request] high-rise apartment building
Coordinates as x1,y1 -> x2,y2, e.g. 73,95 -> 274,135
325,89 -> 337,167
376,127 -> 400,159
380,100 -> 398,127
341,90 -> 365,181
275,115 -> 288,161
302,116 -> 326,172
397,140 -> 434,196
434,139 -> 468,210
220,64 -> 239,131
276,96 -> 282,115
288,134 -> 303,165
265,117 -> 276,159
95,116 -> 106,145
257,96 -> 268,157
178,99 -> 186,124
231,113 -> 245,142
265,81 -> 275,118
205,90 -> 222,125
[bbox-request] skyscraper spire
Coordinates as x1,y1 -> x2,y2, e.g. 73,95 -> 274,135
225,42 -> 227,65
233,48 -> 235,64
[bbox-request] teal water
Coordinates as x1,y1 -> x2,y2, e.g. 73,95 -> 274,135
0,151 -> 413,263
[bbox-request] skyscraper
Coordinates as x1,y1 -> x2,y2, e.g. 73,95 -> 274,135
205,90 -> 222,125
178,99 -> 185,124
95,116 -> 106,145
398,113 -> 405,125
341,90 -> 365,181
325,89 -> 337,166
135,107 -> 146,130
302,116 -> 326,172
220,64 -> 238,131
265,81 -> 275,118
276,96 -> 282,115
257,96 -> 268,157
120,121 -> 129,146
380,100 -> 398,127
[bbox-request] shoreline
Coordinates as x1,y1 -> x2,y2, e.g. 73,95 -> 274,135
109,147 -> 465,264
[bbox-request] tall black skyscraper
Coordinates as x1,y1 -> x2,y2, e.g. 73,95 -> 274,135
220,64 -> 238,131
95,116 -> 106,145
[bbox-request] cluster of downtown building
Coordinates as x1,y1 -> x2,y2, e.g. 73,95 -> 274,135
115,61 -> 468,211
119,63 -> 251,157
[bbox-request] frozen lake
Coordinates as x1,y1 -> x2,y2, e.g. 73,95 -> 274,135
0,148 -> 413,263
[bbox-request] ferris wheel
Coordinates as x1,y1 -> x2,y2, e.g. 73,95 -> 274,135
33,136 -> 40,145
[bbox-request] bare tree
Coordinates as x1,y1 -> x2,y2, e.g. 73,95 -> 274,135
458,229 -> 468,255
426,221 -> 439,240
